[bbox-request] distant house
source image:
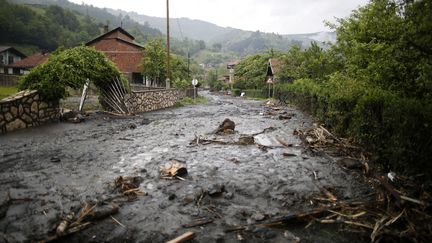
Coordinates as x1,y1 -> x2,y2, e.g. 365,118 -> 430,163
218,75 -> 230,84
227,60 -> 240,84
8,52 -> 50,75
86,26 -> 144,83
266,58 -> 290,84
0,46 -> 26,75
227,60 -> 240,70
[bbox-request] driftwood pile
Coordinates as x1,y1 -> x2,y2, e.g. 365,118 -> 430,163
40,175 -> 147,242
42,202 -> 120,242
114,175 -> 147,198
291,123 -> 432,242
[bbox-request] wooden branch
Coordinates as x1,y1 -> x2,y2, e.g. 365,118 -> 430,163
182,218 -> 213,228
167,231 -> 196,243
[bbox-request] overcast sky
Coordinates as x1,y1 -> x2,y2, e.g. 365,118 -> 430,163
69,0 -> 369,34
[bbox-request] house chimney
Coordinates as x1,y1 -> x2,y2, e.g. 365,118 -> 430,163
103,25 -> 109,33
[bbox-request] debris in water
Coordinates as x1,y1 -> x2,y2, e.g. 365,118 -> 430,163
215,118 -> 235,134
167,231 -> 196,243
114,176 -> 146,197
182,218 -> 214,228
160,160 -> 188,179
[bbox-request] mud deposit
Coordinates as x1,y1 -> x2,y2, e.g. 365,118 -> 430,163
0,92 -> 372,242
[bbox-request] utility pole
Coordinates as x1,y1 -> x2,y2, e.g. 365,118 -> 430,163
187,52 -> 190,79
166,0 -> 171,89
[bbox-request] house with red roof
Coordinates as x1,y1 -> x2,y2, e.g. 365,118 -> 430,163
8,52 -> 50,75
86,26 -> 144,83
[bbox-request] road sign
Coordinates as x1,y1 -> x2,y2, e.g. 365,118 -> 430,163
266,77 -> 273,84
192,79 -> 198,86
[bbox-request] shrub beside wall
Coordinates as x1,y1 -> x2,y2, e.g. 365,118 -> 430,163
275,78 -> 432,175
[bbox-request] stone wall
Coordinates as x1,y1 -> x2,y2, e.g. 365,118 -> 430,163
0,90 -> 60,133
125,89 -> 184,113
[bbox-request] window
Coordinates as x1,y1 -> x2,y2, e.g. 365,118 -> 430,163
0,55 -> 3,65
8,56 -> 14,64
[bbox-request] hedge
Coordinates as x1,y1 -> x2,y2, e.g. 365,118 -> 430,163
231,89 -> 270,98
275,77 -> 432,175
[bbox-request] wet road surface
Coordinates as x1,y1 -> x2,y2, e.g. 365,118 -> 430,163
0,92 -> 371,242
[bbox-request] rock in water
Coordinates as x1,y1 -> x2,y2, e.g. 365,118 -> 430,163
215,118 -> 235,134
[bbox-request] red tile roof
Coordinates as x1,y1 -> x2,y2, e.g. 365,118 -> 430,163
228,60 -> 240,66
8,52 -> 50,68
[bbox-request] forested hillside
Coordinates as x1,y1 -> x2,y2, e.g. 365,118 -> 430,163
109,8 -> 336,56
0,0 -> 102,51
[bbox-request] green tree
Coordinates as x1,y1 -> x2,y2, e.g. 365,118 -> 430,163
19,46 -> 120,100
234,53 -> 272,89
141,38 -> 189,86
141,38 -> 167,86
333,0 -> 432,98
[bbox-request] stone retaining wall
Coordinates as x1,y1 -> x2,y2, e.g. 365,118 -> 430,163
125,89 -> 185,113
0,90 -> 60,133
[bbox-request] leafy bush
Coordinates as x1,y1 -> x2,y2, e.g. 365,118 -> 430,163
275,77 -> 432,175
244,89 -> 268,99
173,78 -> 192,90
19,46 -> 121,101
232,89 -> 242,96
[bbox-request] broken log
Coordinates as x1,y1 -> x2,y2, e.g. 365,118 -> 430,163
84,204 -> 119,221
276,136 -> 293,147
182,218 -> 214,228
56,212 -> 75,236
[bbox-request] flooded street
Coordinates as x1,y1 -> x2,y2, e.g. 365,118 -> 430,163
0,92 -> 372,242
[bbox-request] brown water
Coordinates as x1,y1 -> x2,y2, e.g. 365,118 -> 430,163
0,92 -> 372,242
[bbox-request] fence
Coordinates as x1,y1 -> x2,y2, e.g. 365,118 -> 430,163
0,75 -> 20,86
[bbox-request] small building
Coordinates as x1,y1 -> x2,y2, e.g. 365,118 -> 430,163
218,75 -> 230,84
0,46 -> 27,75
266,58 -> 290,84
86,26 -> 144,83
227,60 -> 240,84
8,52 -> 50,75
227,60 -> 240,70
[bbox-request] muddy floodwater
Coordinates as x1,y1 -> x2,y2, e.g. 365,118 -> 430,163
0,92 -> 372,242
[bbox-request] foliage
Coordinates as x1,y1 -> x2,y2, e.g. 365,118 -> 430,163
234,52 -> 275,90
0,0 -> 101,50
244,89 -> 268,99
174,95 -> 207,107
141,38 -> 189,86
333,0 -> 432,99
272,0 -> 432,175
19,46 -> 120,100
172,78 -> 192,90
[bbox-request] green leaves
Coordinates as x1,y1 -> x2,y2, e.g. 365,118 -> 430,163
141,38 -> 189,85
234,53 -> 272,90
19,46 -> 120,101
